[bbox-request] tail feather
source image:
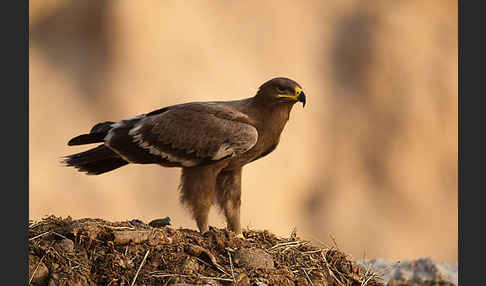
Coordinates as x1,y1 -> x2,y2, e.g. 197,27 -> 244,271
71,157 -> 129,175
68,134 -> 106,146
62,144 -> 128,175
67,121 -> 115,146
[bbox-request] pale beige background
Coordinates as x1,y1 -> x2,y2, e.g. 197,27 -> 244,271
29,0 -> 457,261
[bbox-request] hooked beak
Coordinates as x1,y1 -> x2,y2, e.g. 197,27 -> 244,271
297,88 -> 306,108
278,87 -> 307,107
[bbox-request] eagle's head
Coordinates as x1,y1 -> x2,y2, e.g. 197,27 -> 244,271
256,77 -> 306,108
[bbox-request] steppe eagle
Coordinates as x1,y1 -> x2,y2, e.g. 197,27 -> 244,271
63,77 -> 306,234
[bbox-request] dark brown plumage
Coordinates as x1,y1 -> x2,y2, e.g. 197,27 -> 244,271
63,77 -> 306,233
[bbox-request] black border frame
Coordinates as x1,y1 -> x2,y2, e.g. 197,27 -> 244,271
4,0 -> 29,284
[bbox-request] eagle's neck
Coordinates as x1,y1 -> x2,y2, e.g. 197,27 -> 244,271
247,96 -> 294,137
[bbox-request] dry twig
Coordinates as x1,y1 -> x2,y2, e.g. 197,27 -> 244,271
227,249 -> 235,283
29,255 -> 45,284
303,269 -> 315,286
130,249 -> 150,286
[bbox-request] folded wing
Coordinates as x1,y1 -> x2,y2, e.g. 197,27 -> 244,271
109,103 -> 258,167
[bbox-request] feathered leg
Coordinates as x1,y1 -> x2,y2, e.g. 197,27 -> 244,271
215,167 -> 242,233
179,166 -> 218,233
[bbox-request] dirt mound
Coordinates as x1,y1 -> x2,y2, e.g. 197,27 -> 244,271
29,216 -> 383,286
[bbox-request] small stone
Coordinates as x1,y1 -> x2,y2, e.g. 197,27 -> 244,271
57,238 -> 75,253
233,248 -> 274,270
149,217 -> 171,228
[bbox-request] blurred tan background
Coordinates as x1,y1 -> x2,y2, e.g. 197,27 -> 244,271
29,1 -> 457,262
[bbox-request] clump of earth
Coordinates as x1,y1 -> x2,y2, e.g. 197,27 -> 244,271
28,216 -> 456,286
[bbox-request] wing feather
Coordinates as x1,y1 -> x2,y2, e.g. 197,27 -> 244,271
127,103 -> 258,167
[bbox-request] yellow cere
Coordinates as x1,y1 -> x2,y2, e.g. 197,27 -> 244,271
278,87 -> 302,101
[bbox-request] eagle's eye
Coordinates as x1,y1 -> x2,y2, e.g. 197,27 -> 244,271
276,86 -> 287,94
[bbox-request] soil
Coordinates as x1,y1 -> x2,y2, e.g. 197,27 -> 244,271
28,216 -> 384,286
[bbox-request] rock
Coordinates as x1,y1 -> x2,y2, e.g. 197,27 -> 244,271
357,257 -> 458,286
149,217 -> 171,228
113,230 -> 152,245
56,238 -> 74,253
233,248 -> 274,270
